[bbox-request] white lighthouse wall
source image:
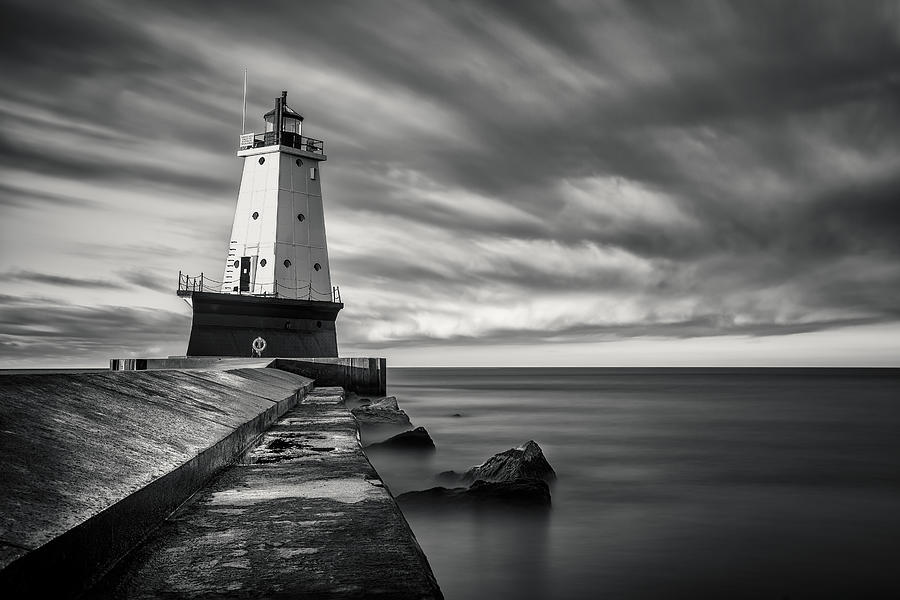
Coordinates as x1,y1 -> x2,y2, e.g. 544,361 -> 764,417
274,153 -> 332,300
222,152 -> 280,293
223,148 -> 333,301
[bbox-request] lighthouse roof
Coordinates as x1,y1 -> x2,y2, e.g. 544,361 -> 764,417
264,104 -> 304,121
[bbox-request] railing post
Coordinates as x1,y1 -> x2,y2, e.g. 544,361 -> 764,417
200,273 -> 204,292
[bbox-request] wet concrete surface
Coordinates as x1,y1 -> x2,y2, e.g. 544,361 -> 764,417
0,367 -> 313,595
89,387 -> 443,599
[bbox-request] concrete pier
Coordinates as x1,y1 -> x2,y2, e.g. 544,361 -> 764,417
0,360 -> 441,598
111,356 -> 387,396
90,386 -> 443,598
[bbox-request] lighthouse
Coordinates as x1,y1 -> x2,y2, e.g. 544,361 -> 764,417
177,91 -> 343,357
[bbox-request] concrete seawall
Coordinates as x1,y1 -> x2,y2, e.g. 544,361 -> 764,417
0,366 -> 314,596
111,356 -> 387,396
0,359 -> 439,598
273,357 -> 387,396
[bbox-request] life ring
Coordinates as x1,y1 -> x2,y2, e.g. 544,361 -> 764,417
251,336 -> 267,356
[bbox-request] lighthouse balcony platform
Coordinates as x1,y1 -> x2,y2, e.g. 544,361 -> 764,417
177,272 -> 341,303
238,131 -> 324,155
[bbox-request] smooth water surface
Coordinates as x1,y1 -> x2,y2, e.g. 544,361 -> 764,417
366,368 -> 900,599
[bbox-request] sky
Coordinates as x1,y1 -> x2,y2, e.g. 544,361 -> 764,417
1,0 -> 899,368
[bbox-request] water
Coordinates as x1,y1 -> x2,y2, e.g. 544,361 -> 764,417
365,368 -> 900,599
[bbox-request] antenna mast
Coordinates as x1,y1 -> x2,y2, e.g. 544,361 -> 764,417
241,68 -> 248,134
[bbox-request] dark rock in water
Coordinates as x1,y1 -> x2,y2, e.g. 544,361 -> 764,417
367,426 -> 435,451
350,396 -> 411,427
467,479 -> 551,506
413,441 -> 555,508
462,440 -> 556,484
397,479 -> 551,508
374,396 -> 400,410
451,413 -> 462,417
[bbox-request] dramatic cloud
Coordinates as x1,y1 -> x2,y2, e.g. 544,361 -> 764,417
4,270 -> 127,290
1,0 -> 899,366
0,295 -> 190,366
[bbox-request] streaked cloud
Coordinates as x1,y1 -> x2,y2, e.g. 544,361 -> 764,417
3,270 -> 127,290
0,295 -> 189,366
1,0 -> 898,366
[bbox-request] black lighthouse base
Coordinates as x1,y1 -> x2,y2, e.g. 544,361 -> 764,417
185,292 -> 343,358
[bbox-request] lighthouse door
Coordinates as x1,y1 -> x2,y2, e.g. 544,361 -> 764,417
239,256 -> 252,292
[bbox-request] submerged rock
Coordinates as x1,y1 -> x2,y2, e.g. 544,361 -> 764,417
462,440 -> 556,485
397,479 -> 551,508
350,396 -> 412,427
367,426 -> 435,451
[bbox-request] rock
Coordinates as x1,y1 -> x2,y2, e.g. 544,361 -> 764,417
397,479 -> 551,508
372,396 -> 400,410
408,441 -> 556,508
451,413 -> 462,417
350,396 -> 411,427
366,427 -> 435,451
467,479 -> 551,506
462,440 -> 556,485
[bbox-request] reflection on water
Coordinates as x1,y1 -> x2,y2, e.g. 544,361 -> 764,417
366,368 -> 900,600
402,505 -> 551,600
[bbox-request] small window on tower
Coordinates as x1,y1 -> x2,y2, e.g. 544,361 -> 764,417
297,213 -> 305,222
283,259 -> 292,268
295,158 -> 303,167
252,211 -> 259,220
258,157 -> 265,165
310,167 -> 317,180
314,263 -> 322,271
233,260 -> 239,268
260,259 -> 267,267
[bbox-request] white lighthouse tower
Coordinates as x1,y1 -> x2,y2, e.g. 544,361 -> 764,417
222,91 -> 334,302
178,91 -> 343,357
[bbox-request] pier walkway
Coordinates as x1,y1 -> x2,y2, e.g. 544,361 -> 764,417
89,386 -> 442,599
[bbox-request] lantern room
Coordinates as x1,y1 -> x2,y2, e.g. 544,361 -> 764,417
264,90 -> 304,137
238,90 -> 324,155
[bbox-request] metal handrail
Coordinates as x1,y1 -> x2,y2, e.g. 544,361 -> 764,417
238,131 -> 325,154
177,271 -> 341,302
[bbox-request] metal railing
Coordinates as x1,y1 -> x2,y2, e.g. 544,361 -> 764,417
176,271 -> 205,296
238,131 -> 325,155
177,271 -> 341,303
